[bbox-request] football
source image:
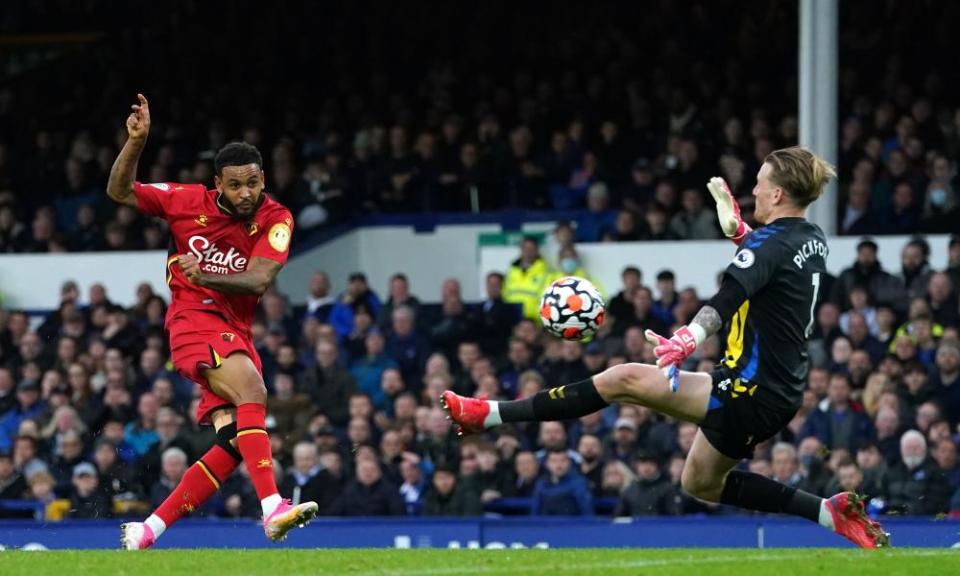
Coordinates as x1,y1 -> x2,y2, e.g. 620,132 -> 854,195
539,276 -> 605,341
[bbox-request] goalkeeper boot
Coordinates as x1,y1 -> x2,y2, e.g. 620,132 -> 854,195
825,492 -> 890,548
441,390 -> 490,435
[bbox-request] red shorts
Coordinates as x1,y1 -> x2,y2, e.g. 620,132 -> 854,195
167,309 -> 262,425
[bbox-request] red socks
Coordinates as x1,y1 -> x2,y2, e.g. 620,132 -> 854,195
151,403 -> 279,530
236,402 -> 280,501
154,444 -> 240,527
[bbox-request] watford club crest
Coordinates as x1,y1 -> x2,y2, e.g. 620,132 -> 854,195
268,222 -> 291,252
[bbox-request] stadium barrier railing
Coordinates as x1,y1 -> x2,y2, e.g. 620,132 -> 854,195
0,516 -> 957,550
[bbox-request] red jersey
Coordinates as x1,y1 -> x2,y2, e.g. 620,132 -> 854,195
134,182 -> 293,329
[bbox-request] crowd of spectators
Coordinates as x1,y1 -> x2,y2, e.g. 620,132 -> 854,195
2,231 -> 960,520
2,1 -> 960,254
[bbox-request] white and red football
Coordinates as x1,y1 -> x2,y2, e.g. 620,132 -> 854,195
539,276 -> 605,341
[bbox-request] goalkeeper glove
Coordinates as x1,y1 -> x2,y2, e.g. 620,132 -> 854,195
707,176 -> 752,245
645,325 -> 706,392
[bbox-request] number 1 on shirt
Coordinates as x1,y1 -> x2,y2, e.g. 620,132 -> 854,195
804,272 -> 821,338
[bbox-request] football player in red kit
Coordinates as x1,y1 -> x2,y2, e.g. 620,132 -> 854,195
107,94 -> 317,549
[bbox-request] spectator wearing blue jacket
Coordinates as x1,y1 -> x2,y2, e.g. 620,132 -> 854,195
350,330 -> 398,410
574,183 -> 617,243
384,306 -> 430,393
0,381 -> 45,452
799,373 -> 875,453
329,273 -> 382,339
531,448 -> 593,516
123,393 -> 161,458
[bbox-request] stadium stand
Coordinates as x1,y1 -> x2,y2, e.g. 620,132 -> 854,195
1,1 -> 960,255
1,233 -> 959,520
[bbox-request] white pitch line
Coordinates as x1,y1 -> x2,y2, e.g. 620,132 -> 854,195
352,549 -> 959,576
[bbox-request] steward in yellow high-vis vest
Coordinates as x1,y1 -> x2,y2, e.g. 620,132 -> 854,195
503,237 -> 551,321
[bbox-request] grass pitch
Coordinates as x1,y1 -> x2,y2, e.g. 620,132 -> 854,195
0,548 -> 958,575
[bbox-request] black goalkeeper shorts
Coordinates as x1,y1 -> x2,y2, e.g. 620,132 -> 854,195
698,366 -> 798,460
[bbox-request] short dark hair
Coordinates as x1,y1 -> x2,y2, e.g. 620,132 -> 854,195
903,361 -> 926,375
13,435 -> 37,449
836,458 -> 858,470
622,266 -> 641,278
656,270 -> 675,282
907,237 -> 930,258
633,450 -> 659,465
274,369 -> 296,381
934,437 -> 957,450
830,372 -> 852,387
214,142 -> 263,176
857,238 -> 878,252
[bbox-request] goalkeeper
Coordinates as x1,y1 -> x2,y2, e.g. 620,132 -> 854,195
444,147 -> 890,548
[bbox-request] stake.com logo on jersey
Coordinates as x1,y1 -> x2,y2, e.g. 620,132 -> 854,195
188,235 -> 248,274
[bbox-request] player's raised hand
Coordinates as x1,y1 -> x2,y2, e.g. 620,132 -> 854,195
178,253 -> 202,285
645,328 -> 694,369
706,176 -> 751,245
126,93 -> 151,140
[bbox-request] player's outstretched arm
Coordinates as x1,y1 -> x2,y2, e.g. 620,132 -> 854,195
644,310 -> 714,370
179,255 -> 280,296
645,276 -> 746,371
107,94 -> 151,208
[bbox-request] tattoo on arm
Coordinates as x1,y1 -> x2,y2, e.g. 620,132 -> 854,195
692,305 -> 723,337
198,258 -> 281,296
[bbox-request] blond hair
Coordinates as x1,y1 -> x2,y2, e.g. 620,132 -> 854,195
764,146 -> 836,207
602,460 -> 637,495
861,373 -> 891,419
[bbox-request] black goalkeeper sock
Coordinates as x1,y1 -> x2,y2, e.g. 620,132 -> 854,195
498,378 -> 609,422
719,470 -> 822,522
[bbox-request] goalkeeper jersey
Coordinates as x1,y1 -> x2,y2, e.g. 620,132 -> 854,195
721,217 -> 828,413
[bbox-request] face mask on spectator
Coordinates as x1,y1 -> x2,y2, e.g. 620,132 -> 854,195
929,188 -> 947,207
561,258 -> 579,274
799,454 -> 820,469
